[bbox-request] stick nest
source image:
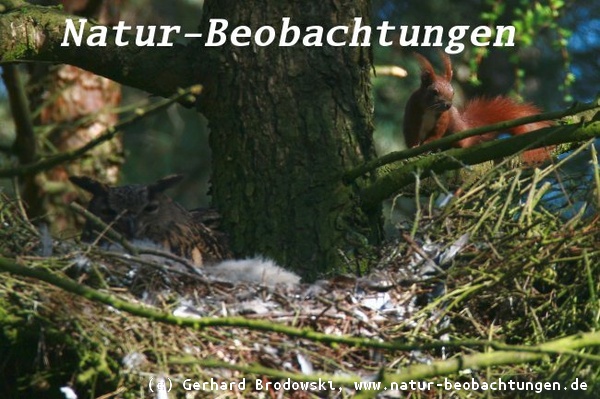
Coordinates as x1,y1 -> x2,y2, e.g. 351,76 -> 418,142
1,152 -> 599,398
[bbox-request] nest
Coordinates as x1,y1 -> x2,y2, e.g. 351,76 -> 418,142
1,152 -> 599,398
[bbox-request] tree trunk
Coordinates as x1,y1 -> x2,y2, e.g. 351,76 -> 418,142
196,0 -> 381,280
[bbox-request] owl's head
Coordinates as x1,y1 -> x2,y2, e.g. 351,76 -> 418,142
70,175 -> 184,241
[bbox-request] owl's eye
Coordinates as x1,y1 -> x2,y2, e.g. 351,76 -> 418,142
143,202 -> 159,213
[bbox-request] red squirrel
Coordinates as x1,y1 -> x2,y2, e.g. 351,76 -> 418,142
403,53 -> 552,164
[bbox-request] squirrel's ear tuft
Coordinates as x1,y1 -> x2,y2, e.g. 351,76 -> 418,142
413,52 -> 436,85
69,176 -> 108,195
440,51 -> 453,81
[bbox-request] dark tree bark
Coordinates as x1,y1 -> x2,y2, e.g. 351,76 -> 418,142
195,1 -> 380,279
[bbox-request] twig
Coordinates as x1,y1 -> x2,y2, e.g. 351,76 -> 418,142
0,254 -> 521,353
0,85 -> 202,178
359,124 -> 600,210
2,64 -> 36,164
344,99 -> 600,183
69,202 -> 138,256
70,202 -> 204,276
99,250 -> 209,285
372,65 -> 408,78
354,331 -> 600,398
10,177 -> 38,235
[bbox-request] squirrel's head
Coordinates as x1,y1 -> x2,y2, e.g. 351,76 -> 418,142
414,52 -> 454,113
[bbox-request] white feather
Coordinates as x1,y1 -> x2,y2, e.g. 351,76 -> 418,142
206,257 -> 301,287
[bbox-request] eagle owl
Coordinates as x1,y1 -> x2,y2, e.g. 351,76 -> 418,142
69,175 -> 229,266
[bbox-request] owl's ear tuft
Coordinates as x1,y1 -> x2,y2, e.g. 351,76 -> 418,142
69,176 -> 109,196
149,174 -> 184,195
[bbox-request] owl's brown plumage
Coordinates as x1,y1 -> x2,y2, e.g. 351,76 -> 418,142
70,175 -> 230,265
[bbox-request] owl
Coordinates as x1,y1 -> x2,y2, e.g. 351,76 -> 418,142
69,175 -> 230,266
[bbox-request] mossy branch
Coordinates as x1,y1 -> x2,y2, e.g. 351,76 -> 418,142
3,255 -> 600,392
354,331 -> 600,398
344,99 -> 600,183
360,120 -> 600,210
173,333 -> 600,395
172,358 -> 362,387
0,255 -> 539,353
0,85 -> 201,178
0,0 -> 196,97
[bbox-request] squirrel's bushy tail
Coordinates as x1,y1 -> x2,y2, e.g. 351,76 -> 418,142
456,96 -> 553,164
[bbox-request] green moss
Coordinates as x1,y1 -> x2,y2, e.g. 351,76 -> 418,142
0,294 -> 23,337
77,346 -> 113,384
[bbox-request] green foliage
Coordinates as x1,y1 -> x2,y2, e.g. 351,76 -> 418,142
511,0 -> 574,101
